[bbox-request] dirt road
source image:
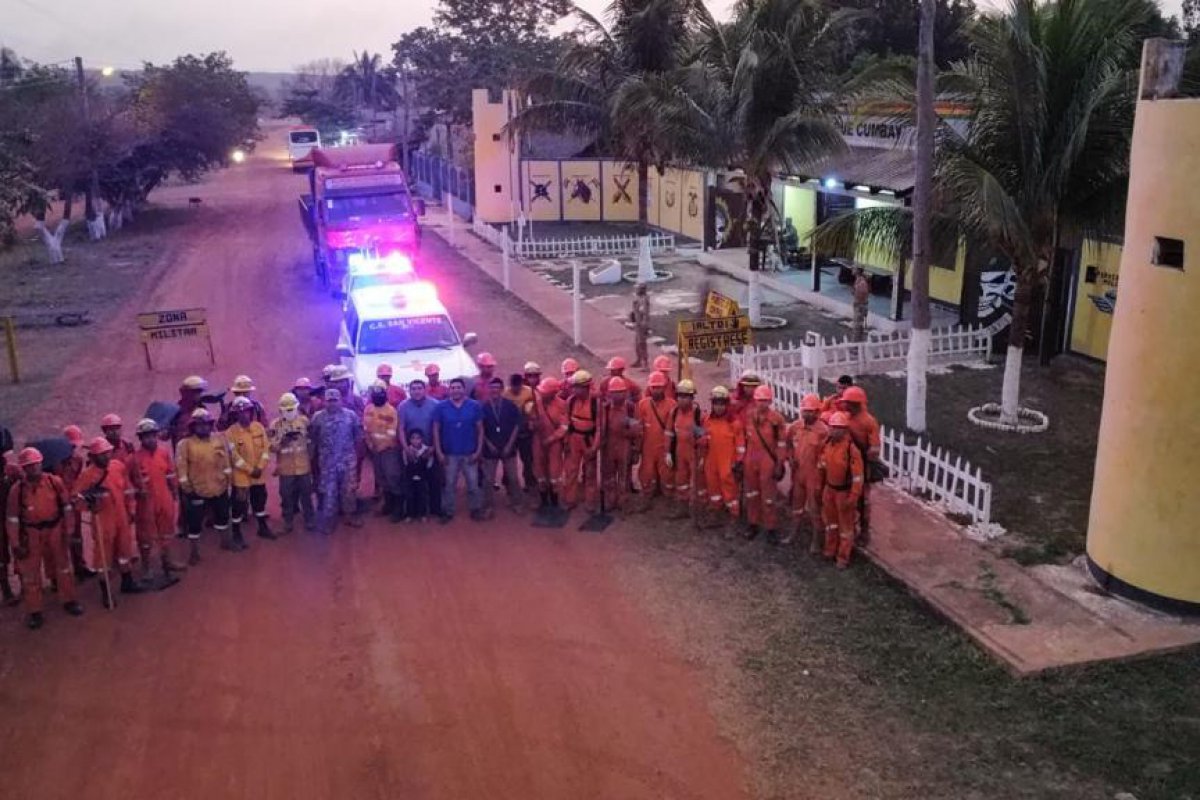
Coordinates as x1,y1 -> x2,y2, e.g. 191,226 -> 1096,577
0,130 -> 748,799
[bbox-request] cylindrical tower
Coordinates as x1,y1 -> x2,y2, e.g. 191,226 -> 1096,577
1087,39 -> 1200,613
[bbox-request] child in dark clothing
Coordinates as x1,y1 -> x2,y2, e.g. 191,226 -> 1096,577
402,428 -> 436,521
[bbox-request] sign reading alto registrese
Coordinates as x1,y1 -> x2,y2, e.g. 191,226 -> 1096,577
137,307 -> 214,367
678,315 -> 752,356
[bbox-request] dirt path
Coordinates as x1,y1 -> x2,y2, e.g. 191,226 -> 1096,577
0,129 -> 749,800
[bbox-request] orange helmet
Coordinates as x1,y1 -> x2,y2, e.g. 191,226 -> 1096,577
841,386 -> 868,405
647,371 -> 668,389
17,447 -> 43,467
606,356 -> 627,371
561,358 -> 579,374
62,425 -> 84,445
88,437 -> 114,456
753,385 -> 773,402
607,376 -> 628,393
294,377 -> 313,389
800,394 -> 823,412
376,364 -> 393,378
828,412 -> 850,428
476,352 -> 497,367
424,364 -> 440,377
538,377 -> 561,395
100,413 -> 122,428
652,355 -> 671,371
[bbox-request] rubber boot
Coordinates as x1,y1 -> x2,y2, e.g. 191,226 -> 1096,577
98,576 -> 115,609
189,540 -> 202,565
219,527 -> 237,552
120,571 -> 146,595
389,495 -> 405,523
744,524 -> 760,541
162,550 -> 188,574
232,523 -> 250,551
63,600 -> 84,616
256,517 -> 277,541
26,612 -> 44,630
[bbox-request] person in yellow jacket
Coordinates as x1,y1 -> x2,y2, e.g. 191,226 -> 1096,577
268,393 -> 315,534
175,408 -> 233,564
363,381 -> 403,520
227,396 -> 274,546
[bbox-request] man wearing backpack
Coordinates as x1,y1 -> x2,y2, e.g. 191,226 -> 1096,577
743,385 -> 788,542
635,371 -> 676,509
561,371 -> 600,514
819,412 -> 865,569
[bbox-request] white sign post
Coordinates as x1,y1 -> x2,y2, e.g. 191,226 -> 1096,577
573,260 -> 582,346
502,225 -> 511,292
445,191 -> 456,247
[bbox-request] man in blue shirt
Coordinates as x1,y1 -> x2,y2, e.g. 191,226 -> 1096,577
432,378 -> 484,522
481,377 -> 524,517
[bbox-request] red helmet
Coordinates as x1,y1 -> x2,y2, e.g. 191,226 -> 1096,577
753,385 -> 773,402
801,394 -> 823,412
88,437 -> 114,456
828,412 -> 850,428
841,386 -> 868,405
100,413 -> 122,428
62,425 -> 84,445
606,356 -> 627,371
652,355 -> 672,371
424,364 -> 440,377
607,376 -> 628,393
476,352 -> 497,367
538,377 -> 561,395
647,371 -> 668,389
561,358 -> 579,374
17,447 -> 43,467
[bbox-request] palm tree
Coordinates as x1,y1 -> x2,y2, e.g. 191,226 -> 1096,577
908,0 -> 937,433
337,51 -> 398,114
510,0 -> 702,231
818,0 -> 1148,426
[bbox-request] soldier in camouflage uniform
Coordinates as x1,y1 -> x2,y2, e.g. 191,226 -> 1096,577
308,389 -> 364,534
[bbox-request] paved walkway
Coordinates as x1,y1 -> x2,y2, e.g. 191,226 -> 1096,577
437,210 -> 1200,676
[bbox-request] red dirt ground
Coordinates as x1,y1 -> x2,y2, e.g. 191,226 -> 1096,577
0,128 -> 749,800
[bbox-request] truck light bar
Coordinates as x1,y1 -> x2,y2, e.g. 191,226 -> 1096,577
324,174 -> 407,191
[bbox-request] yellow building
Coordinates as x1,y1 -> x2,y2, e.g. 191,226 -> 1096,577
1086,39 -> 1200,613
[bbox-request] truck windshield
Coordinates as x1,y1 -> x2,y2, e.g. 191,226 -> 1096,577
290,130 -> 319,145
358,315 -> 458,354
326,193 -> 411,223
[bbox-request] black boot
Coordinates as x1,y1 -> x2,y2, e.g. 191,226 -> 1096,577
389,495 -> 405,523
26,612 -> 44,630
120,571 -> 145,595
744,524 -> 761,540
232,523 -> 249,551
219,527 -> 236,552
256,517 -> 277,541
99,577 -> 115,609
1,578 -> 17,606
189,540 -> 203,564
63,601 -> 84,616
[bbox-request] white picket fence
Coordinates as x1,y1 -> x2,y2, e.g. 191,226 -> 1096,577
471,217 -> 509,250
471,226 -> 675,260
879,427 -> 993,524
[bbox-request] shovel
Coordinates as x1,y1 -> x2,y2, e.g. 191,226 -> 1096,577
579,448 -> 614,533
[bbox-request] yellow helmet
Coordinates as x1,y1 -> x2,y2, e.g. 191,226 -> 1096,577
710,385 -> 731,401
231,374 -> 256,393
676,379 -> 696,396
181,375 -> 208,391
278,392 -> 299,410
572,370 -> 593,386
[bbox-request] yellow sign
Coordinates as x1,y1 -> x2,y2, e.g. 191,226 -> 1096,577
139,322 -> 210,343
678,315 -> 751,356
137,308 -> 207,329
704,290 -> 740,319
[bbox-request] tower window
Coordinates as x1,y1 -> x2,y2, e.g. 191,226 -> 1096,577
1152,237 -> 1184,270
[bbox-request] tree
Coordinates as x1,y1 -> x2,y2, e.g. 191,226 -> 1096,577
836,0 -> 975,70
280,59 -> 356,134
0,133 -> 47,247
336,51 -> 398,113
905,0 -> 936,432
682,0 -> 847,321
511,0 -> 705,230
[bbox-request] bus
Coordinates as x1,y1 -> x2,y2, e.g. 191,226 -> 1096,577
287,127 -> 321,171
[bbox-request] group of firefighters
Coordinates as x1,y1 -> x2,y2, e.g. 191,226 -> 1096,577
1,352 -> 881,632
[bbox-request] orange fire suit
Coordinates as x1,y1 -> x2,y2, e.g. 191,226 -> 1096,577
819,439 -> 864,567
786,418 -> 828,534
57,451 -> 85,566
635,394 -> 676,496
108,438 -> 136,471
701,413 -> 745,518
743,407 -> 788,530
846,408 -> 881,534
427,381 -> 448,401
130,444 -> 177,552
600,403 -> 638,510
667,403 -> 703,504
5,473 -> 76,613
77,461 -> 138,572
531,393 -> 568,493
561,394 -> 600,511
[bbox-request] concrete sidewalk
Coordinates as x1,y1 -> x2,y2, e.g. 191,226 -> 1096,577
431,215 -> 1200,676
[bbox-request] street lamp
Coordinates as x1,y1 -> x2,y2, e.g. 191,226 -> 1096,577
100,66 -> 115,77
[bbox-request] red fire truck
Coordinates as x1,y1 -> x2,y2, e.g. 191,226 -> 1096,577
298,144 -> 425,293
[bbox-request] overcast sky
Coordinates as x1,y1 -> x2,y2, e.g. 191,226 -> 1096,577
5,0 -> 738,72
5,0 -> 1185,72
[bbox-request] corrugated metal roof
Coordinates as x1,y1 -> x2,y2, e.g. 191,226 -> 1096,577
796,146 -> 915,194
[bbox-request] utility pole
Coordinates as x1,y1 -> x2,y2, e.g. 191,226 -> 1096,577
74,56 -> 104,239
906,0 -> 936,432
